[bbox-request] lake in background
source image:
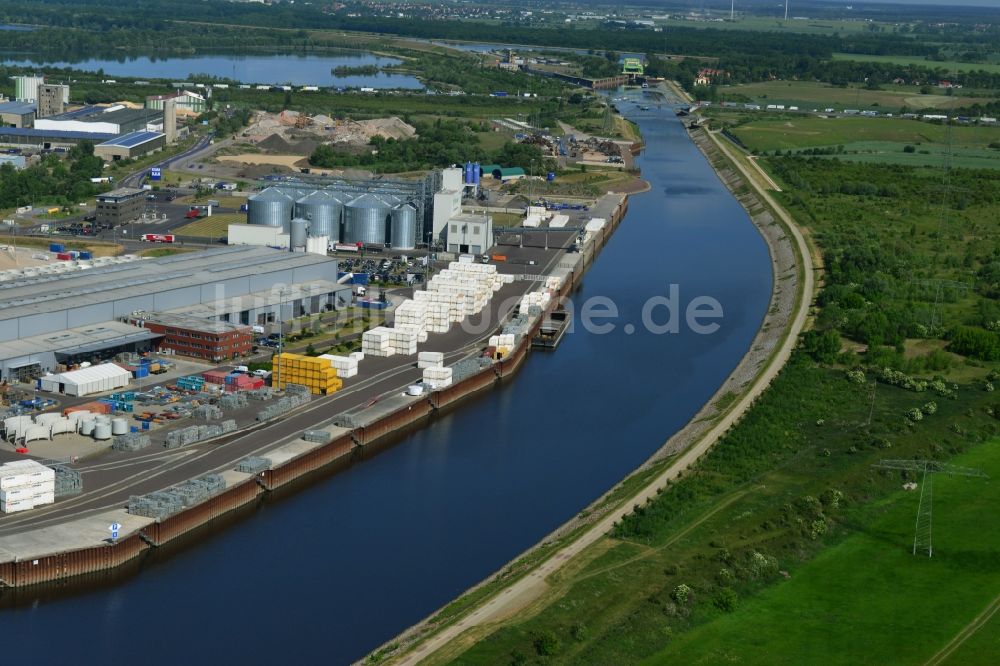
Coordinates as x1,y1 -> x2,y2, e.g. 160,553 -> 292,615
1,53 -> 424,89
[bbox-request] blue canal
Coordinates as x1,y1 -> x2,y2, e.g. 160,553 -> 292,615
0,93 -> 772,663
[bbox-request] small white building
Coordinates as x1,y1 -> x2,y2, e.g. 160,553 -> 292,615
445,213 -> 493,255
39,363 -> 131,396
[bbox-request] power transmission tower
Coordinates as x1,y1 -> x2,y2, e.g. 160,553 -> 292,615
872,459 -> 988,557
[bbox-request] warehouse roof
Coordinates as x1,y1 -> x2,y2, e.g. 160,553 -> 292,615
0,101 -> 36,115
95,187 -> 145,201
0,127 -> 117,141
47,106 -> 161,126
0,247 -> 338,322
0,321 -> 159,363
97,130 -> 163,148
135,312 -> 251,335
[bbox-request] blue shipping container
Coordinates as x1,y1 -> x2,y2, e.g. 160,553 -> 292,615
133,367 -> 149,378
49,243 -> 65,253
142,421 -> 150,431
353,273 -> 370,285
78,251 -> 92,260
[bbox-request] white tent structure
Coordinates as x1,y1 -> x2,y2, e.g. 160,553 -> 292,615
39,364 -> 131,397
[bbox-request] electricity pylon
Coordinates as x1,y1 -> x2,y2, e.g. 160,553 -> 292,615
873,460 -> 988,557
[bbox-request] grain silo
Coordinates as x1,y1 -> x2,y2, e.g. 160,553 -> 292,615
389,203 -> 418,250
247,187 -> 294,228
343,194 -> 391,245
294,190 -> 342,241
289,218 -> 309,252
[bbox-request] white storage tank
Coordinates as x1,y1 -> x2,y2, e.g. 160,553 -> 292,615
93,423 -> 112,441
289,217 -> 309,252
111,418 -> 129,435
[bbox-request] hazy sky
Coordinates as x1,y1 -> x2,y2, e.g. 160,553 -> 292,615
842,0 -> 1000,5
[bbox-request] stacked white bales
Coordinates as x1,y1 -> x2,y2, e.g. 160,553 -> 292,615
417,351 -> 443,369
318,354 -> 358,378
422,366 -> 453,389
0,460 -> 55,513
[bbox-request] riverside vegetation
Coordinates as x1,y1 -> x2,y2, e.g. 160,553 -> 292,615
435,156 -> 1000,664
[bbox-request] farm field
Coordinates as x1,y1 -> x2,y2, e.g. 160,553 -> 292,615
728,116 -> 1000,153
647,439 -> 1000,666
833,52 -> 1000,75
815,143 -> 1000,170
720,81 -> 980,111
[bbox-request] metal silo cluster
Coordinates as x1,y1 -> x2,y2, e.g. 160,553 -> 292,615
343,193 -> 393,245
390,203 -> 418,249
247,187 -> 294,228
294,190 -> 343,242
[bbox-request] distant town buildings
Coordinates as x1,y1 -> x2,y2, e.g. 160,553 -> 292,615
695,68 -> 727,85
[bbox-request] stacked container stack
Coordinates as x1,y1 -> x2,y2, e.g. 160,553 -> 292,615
519,289 -> 552,314
422,366 -> 453,389
318,354 -> 358,379
361,327 -> 394,357
225,373 -> 265,392
0,460 -> 56,514
388,328 -> 418,355
272,353 -> 343,395
417,351 -> 444,369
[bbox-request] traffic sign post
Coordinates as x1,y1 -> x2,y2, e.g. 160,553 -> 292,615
150,167 -> 162,181
108,522 -> 122,542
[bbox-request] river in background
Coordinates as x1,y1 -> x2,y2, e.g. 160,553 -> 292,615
0,53 -> 423,89
0,91 -> 772,663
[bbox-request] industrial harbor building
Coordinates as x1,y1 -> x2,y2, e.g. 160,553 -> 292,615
95,188 -> 146,226
34,106 -> 163,135
94,130 -> 166,161
36,84 -> 69,118
234,167 -> 493,254
0,100 -> 36,128
128,313 -> 254,362
0,247 -> 350,381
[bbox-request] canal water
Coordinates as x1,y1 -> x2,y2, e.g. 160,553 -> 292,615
0,53 -> 423,89
0,95 -> 772,663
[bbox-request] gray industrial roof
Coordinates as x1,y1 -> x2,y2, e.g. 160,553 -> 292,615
135,311 -> 251,334
95,187 -> 144,201
48,106 -> 161,126
0,321 -> 159,363
0,101 -> 36,115
0,246 -> 338,322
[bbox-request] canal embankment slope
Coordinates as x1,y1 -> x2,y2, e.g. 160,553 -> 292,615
377,86 -> 817,665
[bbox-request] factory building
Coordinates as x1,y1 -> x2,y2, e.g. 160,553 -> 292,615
145,90 -> 207,115
0,247 -> 350,381
36,84 -> 69,118
12,75 -> 44,103
0,100 -> 36,128
128,313 -> 253,362
0,127 -> 116,149
445,213 -> 494,255
95,130 -> 165,161
95,187 -> 146,226
34,106 -> 163,135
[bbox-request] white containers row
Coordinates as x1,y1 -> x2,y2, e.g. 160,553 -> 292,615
319,354 -> 359,378
0,460 -> 55,513
423,366 -> 453,389
489,334 -> 516,348
417,351 -> 444,369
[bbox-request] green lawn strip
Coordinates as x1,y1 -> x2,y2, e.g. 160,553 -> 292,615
646,439 -> 1000,666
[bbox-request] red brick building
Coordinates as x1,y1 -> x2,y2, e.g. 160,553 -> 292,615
129,313 -> 253,362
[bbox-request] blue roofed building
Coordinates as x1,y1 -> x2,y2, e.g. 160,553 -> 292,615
95,130 -> 165,160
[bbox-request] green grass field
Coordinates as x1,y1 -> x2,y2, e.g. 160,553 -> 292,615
173,213 -> 246,238
729,116 -> 1000,152
721,81 -> 980,111
834,52 -> 1000,75
812,142 -> 1000,170
647,440 -> 1000,666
